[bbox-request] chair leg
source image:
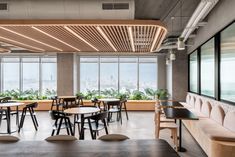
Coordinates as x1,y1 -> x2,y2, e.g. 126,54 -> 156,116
124,103 -> 129,120
103,119 -> 109,135
0,110 -> 3,127
119,111 -> 122,125
155,126 -> 160,139
51,119 -> 58,136
56,118 -> 63,135
32,108 -> 38,127
67,118 -> 73,136
29,108 -> 38,131
64,118 -> 70,135
18,109 -> 26,132
16,106 -> 19,126
88,119 -> 94,140
174,129 -> 178,152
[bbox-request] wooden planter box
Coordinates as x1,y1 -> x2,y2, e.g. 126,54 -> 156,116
16,100 -> 156,111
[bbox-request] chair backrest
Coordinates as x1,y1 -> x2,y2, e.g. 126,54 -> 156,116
98,134 -> 129,141
86,112 -> 108,121
1,97 -> 12,103
26,102 -> 38,109
63,98 -> 77,107
106,101 -> 122,109
0,135 -> 19,142
51,96 -> 59,104
45,135 -> 77,141
155,101 -> 161,130
77,96 -> 84,106
49,110 -> 66,120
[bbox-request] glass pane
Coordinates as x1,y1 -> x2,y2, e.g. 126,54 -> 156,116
201,38 -> 215,97
41,57 -> 56,63
2,58 -> 20,62
22,58 -> 39,62
80,57 -> 98,62
119,63 -> 137,92
139,63 -> 157,91
119,57 -> 137,62
100,57 -> 118,62
22,62 -> 39,91
189,51 -> 198,93
100,62 -> 118,91
221,23 -> 235,102
80,63 -> 98,93
42,63 -> 57,95
139,57 -> 157,63
3,62 -> 20,91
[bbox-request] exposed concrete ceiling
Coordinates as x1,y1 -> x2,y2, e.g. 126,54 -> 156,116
135,0 -> 201,37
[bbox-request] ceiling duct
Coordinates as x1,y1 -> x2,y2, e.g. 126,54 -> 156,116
181,0 -> 219,42
0,0 -> 134,19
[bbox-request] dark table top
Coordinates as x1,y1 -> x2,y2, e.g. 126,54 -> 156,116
0,139 -> 179,157
160,101 -> 184,108
163,108 -> 199,120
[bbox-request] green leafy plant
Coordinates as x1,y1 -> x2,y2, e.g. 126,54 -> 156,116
130,90 -> 147,100
156,89 -> 169,100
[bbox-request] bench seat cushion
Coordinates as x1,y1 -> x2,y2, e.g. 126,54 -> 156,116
197,119 -> 235,142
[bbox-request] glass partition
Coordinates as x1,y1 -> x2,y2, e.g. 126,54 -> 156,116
220,23 -> 235,102
189,51 -> 198,93
200,38 -> 215,97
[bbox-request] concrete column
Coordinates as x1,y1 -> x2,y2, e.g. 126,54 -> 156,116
157,55 -> 166,89
171,50 -> 188,101
57,53 -> 74,96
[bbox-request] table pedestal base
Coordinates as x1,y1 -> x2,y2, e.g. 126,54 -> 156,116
178,147 -> 187,152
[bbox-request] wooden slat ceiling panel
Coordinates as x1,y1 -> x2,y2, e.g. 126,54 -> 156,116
67,26 -> 114,52
34,26 -> 94,52
0,28 -> 48,52
0,20 -> 167,53
1,26 -> 67,51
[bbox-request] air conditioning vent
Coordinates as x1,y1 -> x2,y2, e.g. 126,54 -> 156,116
0,3 -> 8,11
102,3 -> 129,10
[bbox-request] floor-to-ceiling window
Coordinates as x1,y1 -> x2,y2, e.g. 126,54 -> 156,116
200,38 -> 215,97
79,56 -> 157,95
2,58 -> 20,91
220,23 -> 235,102
41,57 -> 57,95
189,51 -> 198,93
119,57 -> 138,93
80,57 -> 99,93
139,57 -> 157,91
22,58 -> 40,92
100,57 -> 118,91
0,55 -> 57,96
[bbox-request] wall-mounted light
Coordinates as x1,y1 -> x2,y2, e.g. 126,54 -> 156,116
166,57 -> 170,65
177,37 -> 185,50
169,49 -> 176,61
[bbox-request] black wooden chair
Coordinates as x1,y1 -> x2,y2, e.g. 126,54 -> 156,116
73,105 -> 98,136
84,112 -> 109,139
50,96 -> 63,110
18,102 -> 39,132
77,96 -> 84,106
63,98 -> 78,109
105,101 -> 123,124
91,98 -> 102,109
49,110 -> 73,136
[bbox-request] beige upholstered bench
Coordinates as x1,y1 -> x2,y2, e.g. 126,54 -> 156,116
180,93 -> 235,157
